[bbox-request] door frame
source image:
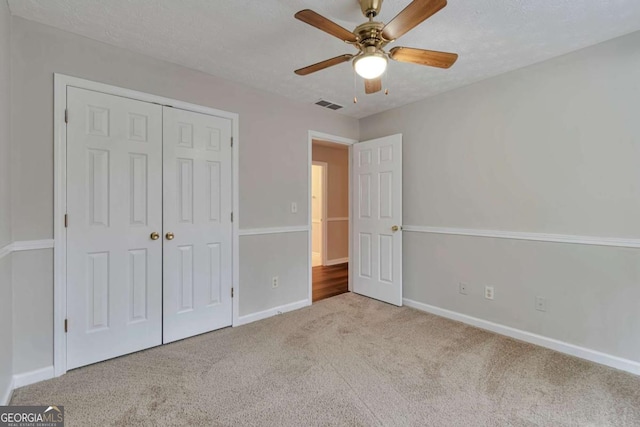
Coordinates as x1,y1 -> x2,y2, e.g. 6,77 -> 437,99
307,131 -> 357,303
311,161 -> 328,266
53,74 -> 240,377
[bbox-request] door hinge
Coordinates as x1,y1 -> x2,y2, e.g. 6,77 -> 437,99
231,137 -> 233,147
231,287 -> 234,298
64,109 -> 68,123
64,214 -> 68,228
231,212 -> 233,223
64,318 -> 68,333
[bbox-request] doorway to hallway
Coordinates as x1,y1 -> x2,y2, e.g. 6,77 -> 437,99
311,139 -> 350,302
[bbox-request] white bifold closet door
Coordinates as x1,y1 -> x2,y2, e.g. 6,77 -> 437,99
66,87 -> 233,369
162,107 -> 233,343
66,87 -> 164,370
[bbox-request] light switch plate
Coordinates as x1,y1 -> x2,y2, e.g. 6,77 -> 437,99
535,296 -> 548,312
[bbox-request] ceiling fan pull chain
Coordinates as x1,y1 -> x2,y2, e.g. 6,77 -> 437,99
353,69 -> 358,104
384,61 -> 390,95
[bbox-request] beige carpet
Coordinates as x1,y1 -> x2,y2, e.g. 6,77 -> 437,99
11,293 -> 640,426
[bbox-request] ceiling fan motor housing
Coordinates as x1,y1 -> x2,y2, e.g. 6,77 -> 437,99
354,21 -> 387,49
360,0 -> 383,18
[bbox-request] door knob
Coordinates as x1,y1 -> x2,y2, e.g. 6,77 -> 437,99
391,225 -> 401,232
150,232 -> 160,240
165,232 -> 175,240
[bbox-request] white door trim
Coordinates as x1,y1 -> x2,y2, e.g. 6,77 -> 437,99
311,161 -> 328,266
308,131 -> 357,303
53,74 -> 240,377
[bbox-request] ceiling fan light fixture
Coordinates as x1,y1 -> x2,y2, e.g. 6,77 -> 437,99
353,52 -> 387,80
293,0 -> 458,95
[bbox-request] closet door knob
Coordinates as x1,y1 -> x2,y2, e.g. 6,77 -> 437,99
165,232 -> 175,240
150,232 -> 160,240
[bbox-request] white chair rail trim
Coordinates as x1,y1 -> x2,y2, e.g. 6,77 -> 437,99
403,225 -> 640,249
239,226 -> 310,236
0,243 -> 11,260
0,239 -> 55,260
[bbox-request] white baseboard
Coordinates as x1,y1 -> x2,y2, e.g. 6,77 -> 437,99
12,366 -> 55,390
325,257 -> 349,266
1,377 -> 13,405
403,298 -> 640,376
235,299 -> 310,327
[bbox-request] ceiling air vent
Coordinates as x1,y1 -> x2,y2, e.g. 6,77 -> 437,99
315,99 -> 343,111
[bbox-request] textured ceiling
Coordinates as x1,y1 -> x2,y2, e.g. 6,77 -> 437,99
8,0 -> 640,118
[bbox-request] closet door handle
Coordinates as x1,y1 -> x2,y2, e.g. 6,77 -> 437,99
165,232 -> 175,241
150,232 -> 160,240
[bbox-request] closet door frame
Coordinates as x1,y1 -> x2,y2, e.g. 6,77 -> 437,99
53,74 -> 240,377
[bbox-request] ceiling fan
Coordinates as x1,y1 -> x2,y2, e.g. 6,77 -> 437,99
294,0 -> 458,94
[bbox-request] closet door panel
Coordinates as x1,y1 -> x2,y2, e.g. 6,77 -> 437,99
162,107 -> 233,343
66,87 -> 163,369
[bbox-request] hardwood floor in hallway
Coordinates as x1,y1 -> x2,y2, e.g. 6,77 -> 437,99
312,263 -> 349,302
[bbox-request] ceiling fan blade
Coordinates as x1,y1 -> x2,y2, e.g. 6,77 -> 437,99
295,9 -> 358,43
295,54 -> 354,76
381,0 -> 447,41
364,78 -> 382,94
389,47 -> 458,69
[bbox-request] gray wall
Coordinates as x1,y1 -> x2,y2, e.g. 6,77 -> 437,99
10,17 -> 358,375
0,0 -> 12,401
12,250 -> 53,374
0,255 -> 11,401
0,1 -> 9,248
360,31 -> 640,362
239,232 -> 309,317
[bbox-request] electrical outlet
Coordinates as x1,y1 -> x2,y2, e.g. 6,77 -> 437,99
484,286 -> 494,300
459,283 -> 468,295
535,296 -> 548,312
291,202 -> 298,213
272,276 -> 279,288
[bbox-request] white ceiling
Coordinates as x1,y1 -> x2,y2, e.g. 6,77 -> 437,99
8,0 -> 640,118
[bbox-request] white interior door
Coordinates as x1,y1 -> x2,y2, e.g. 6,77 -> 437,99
162,107 -> 233,343
66,87 -> 163,369
352,134 -> 403,306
